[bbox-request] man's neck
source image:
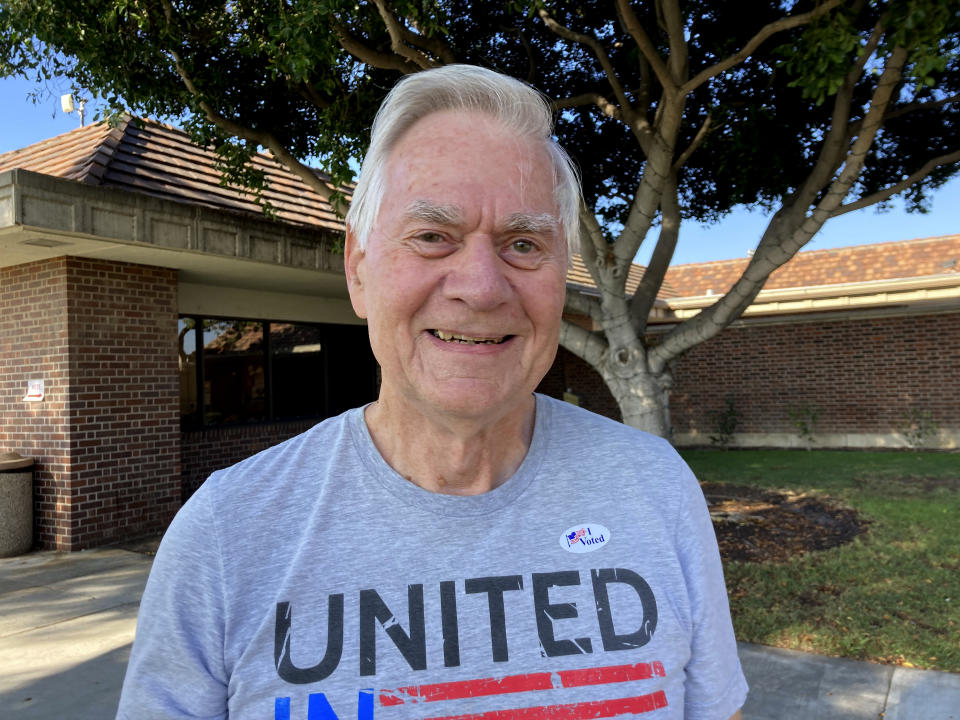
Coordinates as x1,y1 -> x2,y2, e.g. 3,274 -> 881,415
363,394 -> 536,495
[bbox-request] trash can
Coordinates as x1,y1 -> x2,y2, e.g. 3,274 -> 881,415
0,452 -> 34,557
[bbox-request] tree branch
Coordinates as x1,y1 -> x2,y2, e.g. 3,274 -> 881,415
564,290 -> 603,325
537,7 -> 634,119
631,172 -> 680,334
559,318 -> 608,369
648,237 -> 774,375
403,15 -> 456,64
638,53 -> 652,111
159,0 -> 340,210
614,98 -> 684,276
883,92 -> 960,122
332,18 -> 421,73
828,149 -> 960,218
681,0 -> 846,95
551,92 -> 623,122
615,0 -> 674,92
660,0 -> 688,83
371,0 -> 440,70
649,46 -> 911,375
297,81 -> 331,110
802,45 -> 907,228
578,202 -> 610,288
673,112 -> 712,171
502,25 -> 537,84
793,17 -> 886,211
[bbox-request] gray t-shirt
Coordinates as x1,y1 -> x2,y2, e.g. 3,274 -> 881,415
118,394 -> 747,719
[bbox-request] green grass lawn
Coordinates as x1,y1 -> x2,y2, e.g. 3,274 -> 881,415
680,449 -> 960,672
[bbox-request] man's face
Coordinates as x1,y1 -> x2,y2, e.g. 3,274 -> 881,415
346,109 -> 567,425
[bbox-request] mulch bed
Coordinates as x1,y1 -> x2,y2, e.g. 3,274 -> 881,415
701,482 -> 866,563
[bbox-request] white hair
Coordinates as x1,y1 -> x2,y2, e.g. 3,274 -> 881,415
345,64 -> 582,256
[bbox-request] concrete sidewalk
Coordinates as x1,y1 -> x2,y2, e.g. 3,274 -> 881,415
1,547 -> 958,719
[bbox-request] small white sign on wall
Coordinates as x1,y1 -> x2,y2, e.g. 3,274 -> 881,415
23,379 -> 44,402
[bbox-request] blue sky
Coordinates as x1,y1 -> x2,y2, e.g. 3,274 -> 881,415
2,73 -> 957,266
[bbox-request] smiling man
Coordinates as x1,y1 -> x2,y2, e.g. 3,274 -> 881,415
118,65 -> 747,720
345,107 -> 568,495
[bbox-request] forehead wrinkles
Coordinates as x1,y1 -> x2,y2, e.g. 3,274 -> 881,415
401,202 -> 558,237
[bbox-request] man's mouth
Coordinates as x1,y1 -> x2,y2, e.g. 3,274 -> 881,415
430,330 -> 510,345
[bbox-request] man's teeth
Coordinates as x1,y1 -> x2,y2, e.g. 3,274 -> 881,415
432,330 -> 507,345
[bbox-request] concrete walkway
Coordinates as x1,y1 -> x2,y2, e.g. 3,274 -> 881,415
1,547 -> 958,719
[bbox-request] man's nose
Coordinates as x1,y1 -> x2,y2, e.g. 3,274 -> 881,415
441,237 -> 513,310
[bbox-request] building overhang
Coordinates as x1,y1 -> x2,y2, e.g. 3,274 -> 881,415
0,168 -> 349,299
5,168 -> 957,328
563,272 -> 960,333
656,274 -> 960,324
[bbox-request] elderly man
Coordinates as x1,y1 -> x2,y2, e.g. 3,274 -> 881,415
118,65 -> 747,719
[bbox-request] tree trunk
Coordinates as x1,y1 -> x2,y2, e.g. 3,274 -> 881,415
601,364 -> 673,437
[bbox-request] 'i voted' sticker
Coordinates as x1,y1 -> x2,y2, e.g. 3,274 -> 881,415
560,523 -> 610,553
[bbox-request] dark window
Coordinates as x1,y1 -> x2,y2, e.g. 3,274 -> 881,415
179,316 -> 377,428
203,320 -> 266,425
271,322 -> 325,419
325,324 -> 380,417
178,318 -> 199,426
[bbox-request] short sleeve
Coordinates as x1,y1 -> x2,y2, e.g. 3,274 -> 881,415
116,480 -> 229,719
674,462 -> 749,719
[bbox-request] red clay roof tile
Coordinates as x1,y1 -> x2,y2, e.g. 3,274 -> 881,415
3,119 -> 954,299
663,235 -> 960,297
567,253 -> 677,299
0,117 -> 345,232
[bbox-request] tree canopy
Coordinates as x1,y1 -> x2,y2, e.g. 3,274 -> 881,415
3,0 -> 959,433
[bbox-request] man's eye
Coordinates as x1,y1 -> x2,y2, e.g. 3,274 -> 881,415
511,239 -> 535,254
417,232 -> 445,243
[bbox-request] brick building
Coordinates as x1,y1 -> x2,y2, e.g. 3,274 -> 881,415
1,119 -> 957,550
663,240 -> 960,448
1,119 -> 376,550
549,237 -> 960,449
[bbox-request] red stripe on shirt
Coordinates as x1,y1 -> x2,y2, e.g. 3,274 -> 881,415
379,661 -> 665,706
423,690 -> 669,719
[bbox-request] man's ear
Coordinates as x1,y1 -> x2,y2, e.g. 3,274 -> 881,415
344,226 -> 367,319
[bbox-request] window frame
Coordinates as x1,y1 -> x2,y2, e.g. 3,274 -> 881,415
179,314 -> 375,430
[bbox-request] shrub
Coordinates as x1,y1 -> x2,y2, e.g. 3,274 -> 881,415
709,395 -> 741,449
899,408 -> 938,451
788,402 -> 820,449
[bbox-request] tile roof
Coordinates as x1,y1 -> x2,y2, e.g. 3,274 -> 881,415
567,253 -> 677,299
3,119 -> 953,303
0,117 -> 345,232
664,235 -> 960,298
0,117 -> 662,295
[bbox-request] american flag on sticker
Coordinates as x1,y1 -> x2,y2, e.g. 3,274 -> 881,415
566,529 -> 587,546
376,660 -> 668,718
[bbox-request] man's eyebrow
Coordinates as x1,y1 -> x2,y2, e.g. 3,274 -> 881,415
403,200 -> 463,225
501,212 -> 560,235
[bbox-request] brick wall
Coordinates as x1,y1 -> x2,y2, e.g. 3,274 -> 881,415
0,257 -> 180,550
669,311 -> 960,441
537,347 -> 621,420
181,419 -> 318,500
3,254 -> 954,551
541,311 -> 959,448
0,258 -> 73,549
